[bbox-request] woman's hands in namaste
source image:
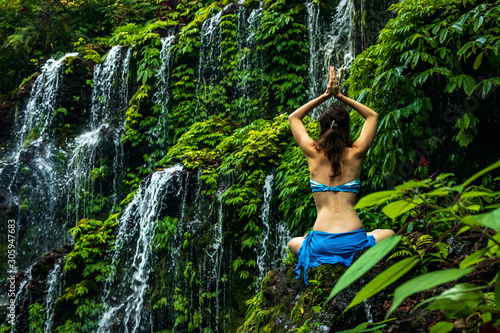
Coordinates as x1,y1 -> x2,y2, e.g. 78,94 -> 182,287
324,66 -> 342,99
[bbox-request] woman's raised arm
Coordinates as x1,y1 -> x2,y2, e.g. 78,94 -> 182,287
288,67 -> 338,157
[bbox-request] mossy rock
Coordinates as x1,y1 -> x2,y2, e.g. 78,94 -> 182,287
237,259 -> 374,332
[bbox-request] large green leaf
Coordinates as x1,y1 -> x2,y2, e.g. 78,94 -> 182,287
459,248 -> 487,269
413,283 -> 485,309
387,267 -> 474,317
429,321 -> 454,333
394,180 -> 430,190
426,283 -> 484,318
474,209 -> 500,232
326,235 -> 401,302
382,198 -> 422,219
345,256 -> 419,311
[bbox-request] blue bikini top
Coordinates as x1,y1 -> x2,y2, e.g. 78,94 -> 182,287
310,178 -> 360,194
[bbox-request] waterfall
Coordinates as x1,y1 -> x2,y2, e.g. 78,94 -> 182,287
149,34 -> 176,148
89,45 -> 128,128
236,2 -> 264,123
197,9 -> 224,115
275,218 -> 291,261
0,53 -> 77,263
306,0 -> 355,118
10,264 -> 35,329
1,52 -> 77,192
17,53 -> 79,147
96,164 -> 185,333
255,173 -> 291,288
256,173 -> 274,288
44,258 -> 65,333
323,0 -> 355,78
196,179 -> 232,332
306,1 -> 323,101
65,45 -> 131,224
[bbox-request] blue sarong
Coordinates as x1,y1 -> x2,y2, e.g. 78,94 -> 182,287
295,229 -> 376,285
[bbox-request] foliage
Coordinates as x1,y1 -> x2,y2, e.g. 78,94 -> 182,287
386,235 -> 450,272
153,216 -> 179,250
0,0 -> 160,94
64,214 -> 119,282
275,117 -> 317,234
255,0 -> 308,112
347,0 -> 500,189
54,299 -> 105,333
325,160 -> 500,330
28,302 -> 45,333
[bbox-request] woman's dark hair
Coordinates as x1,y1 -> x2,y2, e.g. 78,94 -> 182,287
315,105 -> 353,179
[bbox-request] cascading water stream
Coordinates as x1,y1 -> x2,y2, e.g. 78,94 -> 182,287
151,34 -> 176,143
96,164 -> 184,333
1,52 -> 77,194
89,45 -> 128,128
16,53 -> 79,149
65,45 -> 131,224
256,173 -> 274,288
44,258 -> 65,333
323,0 -> 355,77
10,263 -> 35,328
235,2 -> 263,122
0,53 -> 77,262
306,0 -> 355,119
197,9 -> 224,115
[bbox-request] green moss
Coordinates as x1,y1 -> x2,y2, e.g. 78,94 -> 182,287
62,56 -> 80,66
23,128 -> 40,147
18,72 -> 40,90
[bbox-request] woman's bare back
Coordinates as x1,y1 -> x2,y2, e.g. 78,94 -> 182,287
307,146 -> 364,233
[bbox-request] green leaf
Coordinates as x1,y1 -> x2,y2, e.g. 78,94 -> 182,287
394,180 -> 429,190
336,322 -> 369,333
425,283 -> 484,316
326,235 -> 401,302
473,16 -> 484,32
382,198 -> 422,219
482,79 -> 493,98
474,209 -> 500,231
459,249 -> 487,268
346,256 -> 419,311
473,52 -> 483,70
462,75 -> 477,96
387,267 -> 474,318
429,321 -> 454,333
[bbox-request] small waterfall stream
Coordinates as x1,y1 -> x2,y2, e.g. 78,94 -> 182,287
65,45 -> 131,224
43,258 -> 65,333
306,0 -> 355,118
152,34 -> 176,139
235,2 -> 264,123
15,53 -> 79,148
1,53 -> 78,262
96,164 -> 185,333
256,173 -> 274,288
197,9 -> 224,116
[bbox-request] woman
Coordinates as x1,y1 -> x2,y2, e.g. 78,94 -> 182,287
288,66 -> 395,285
